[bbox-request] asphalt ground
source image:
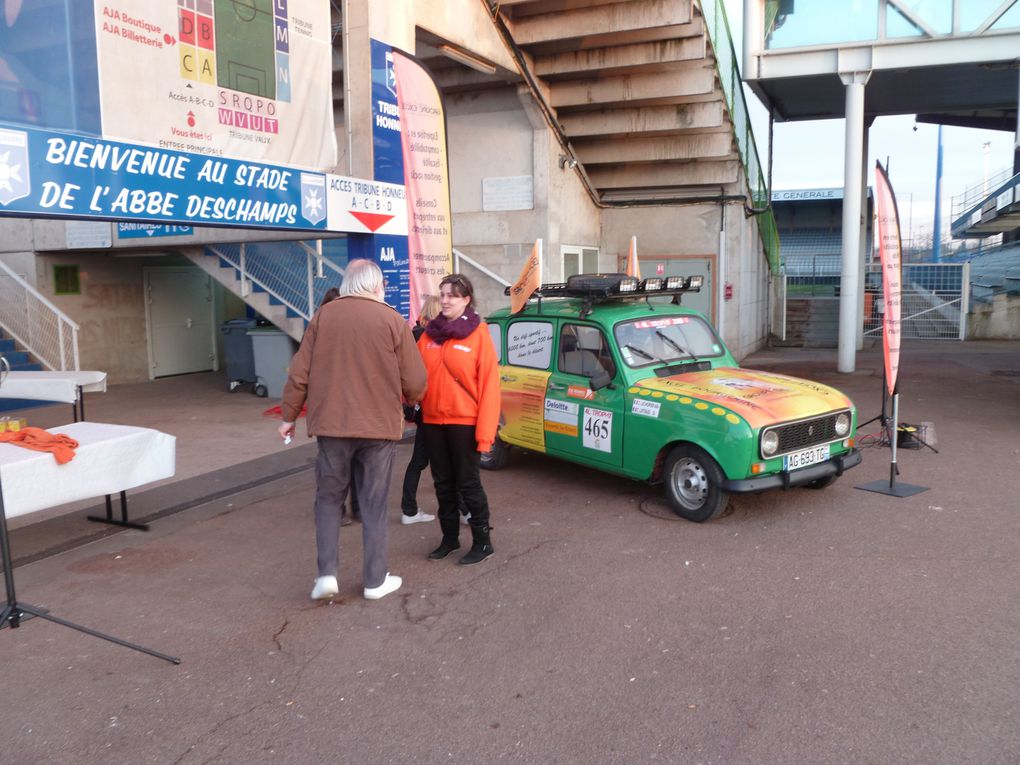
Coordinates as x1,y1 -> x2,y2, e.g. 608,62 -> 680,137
1,341 -> 1018,764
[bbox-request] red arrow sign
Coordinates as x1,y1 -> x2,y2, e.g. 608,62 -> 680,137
349,211 -> 395,233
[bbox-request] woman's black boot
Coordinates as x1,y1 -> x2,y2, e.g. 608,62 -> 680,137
427,536 -> 460,560
458,526 -> 493,565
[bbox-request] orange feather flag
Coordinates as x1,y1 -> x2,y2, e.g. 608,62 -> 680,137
510,238 -> 543,314
625,236 -> 640,279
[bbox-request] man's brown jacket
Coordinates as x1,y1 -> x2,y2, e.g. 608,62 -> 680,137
281,295 -> 427,440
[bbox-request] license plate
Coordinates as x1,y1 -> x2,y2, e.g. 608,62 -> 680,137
783,443 -> 831,471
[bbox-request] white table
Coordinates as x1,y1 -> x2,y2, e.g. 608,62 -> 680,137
0,421 -> 179,663
0,421 -> 175,519
0,371 -> 108,421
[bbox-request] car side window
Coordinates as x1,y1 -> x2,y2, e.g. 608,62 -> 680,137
558,324 -> 616,379
488,323 -> 502,363
506,321 -> 553,369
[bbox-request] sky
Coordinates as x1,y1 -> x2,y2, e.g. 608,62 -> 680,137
723,1 -> 1017,247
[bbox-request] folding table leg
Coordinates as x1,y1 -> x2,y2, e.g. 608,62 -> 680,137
87,491 -> 149,531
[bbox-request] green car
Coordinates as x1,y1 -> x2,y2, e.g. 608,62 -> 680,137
481,274 -> 861,522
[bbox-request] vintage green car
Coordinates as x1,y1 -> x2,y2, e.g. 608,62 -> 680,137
481,274 -> 861,521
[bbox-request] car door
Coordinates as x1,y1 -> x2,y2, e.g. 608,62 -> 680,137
543,321 -> 625,469
497,318 -> 555,454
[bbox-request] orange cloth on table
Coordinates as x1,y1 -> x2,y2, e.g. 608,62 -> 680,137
0,427 -> 79,464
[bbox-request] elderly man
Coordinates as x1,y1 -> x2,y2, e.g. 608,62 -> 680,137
279,259 -> 426,602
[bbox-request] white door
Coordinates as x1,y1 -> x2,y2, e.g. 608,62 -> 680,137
647,257 -> 714,319
145,268 -> 217,378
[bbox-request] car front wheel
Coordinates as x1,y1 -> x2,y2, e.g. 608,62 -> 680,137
480,435 -> 509,471
664,445 -> 729,522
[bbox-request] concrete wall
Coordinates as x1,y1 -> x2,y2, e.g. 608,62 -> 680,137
600,199 -> 770,361
968,294 -> 1020,339
26,251 -> 237,384
445,85 -> 602,317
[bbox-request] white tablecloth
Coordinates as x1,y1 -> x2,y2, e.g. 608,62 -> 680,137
0,371 -> 108,404
0,422 -> 176,519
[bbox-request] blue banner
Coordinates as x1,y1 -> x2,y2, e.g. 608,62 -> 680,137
116,223 -> 194,239
370,39 -> 411,318
0,123 -> 327,231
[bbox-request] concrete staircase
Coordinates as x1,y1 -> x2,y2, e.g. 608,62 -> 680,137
183,248 -> 306,342
415,0 -> 751,202
778,297 -> 839,348
0,330 -> 46,414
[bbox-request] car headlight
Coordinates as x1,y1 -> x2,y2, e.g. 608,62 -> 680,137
761,430 -> 779,458
834,412 -> 850,437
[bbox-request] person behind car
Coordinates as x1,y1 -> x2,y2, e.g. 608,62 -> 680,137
398,295 -> 441,525
417,274 -> 500,564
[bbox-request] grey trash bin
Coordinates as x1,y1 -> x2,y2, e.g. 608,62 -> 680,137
220,318 -> 257,391
247,327 -> 297,398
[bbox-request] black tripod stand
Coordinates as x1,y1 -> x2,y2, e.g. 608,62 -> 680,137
1,487 -> 179,665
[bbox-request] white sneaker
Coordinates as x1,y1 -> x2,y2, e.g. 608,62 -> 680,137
461,513 -> 471,526
401,510 -> 435,525
364,573 -> 402,600
310,575 -> 339,601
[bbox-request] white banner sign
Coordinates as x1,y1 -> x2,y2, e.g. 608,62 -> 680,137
94,1 -> 336,169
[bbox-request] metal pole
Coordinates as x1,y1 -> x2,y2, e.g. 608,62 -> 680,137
838,72 -> 871,373
889,392 -> 899,488
933,125 -> 944,263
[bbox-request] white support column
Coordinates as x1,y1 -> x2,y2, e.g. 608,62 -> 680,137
857,122 -> 871,350
838,71 -> 871,373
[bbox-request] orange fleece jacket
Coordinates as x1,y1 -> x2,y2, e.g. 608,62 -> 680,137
0,427 -> 78,464
417,322 -> 501,452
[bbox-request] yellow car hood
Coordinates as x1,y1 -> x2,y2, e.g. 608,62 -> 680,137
632,367 -> 854,430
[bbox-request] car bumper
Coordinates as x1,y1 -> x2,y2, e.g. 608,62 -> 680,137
722,449 -> 863,493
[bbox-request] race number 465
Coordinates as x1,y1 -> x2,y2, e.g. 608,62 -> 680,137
583,408 -> 613,453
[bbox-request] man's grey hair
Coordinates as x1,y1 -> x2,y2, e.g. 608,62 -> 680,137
338,259 -> 384,298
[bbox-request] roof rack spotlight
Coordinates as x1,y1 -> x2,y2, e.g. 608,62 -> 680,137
665,275 -> 685,290
687,275 -> 704,290
617,277 -> 639,293
642,277 -> 664,291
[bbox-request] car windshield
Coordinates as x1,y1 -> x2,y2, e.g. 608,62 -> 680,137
613,315 -> 723,368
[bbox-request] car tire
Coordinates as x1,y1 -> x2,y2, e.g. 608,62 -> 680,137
480,435 -> 509,471
664,444 -> 729,522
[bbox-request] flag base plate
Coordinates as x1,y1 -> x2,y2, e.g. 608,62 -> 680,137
855,480 -> 929,497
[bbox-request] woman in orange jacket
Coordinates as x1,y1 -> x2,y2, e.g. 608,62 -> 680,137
417,273 -> 501,564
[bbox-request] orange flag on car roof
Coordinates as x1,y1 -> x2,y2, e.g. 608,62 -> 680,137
510,238 -> 543,314
625,235 -> 640,279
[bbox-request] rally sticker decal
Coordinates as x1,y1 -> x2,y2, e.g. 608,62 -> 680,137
544,398 -> 579,436
632,399 -> 661,418
582,407 -> 613,453
567,384 -> 594,400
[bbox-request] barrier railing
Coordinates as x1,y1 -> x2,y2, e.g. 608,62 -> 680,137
699,0 -> 780,273
0,260 -> 79,371
208,241 -> 347,321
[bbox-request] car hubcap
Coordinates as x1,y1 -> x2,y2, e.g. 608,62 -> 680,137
671,457 -> 707,509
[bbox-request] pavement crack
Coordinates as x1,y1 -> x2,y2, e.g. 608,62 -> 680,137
272,617 -> 290,651
172,701 -> 273,764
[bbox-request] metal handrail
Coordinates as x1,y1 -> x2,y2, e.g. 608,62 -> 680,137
208,243 -> 347,320
453,248 -> 512,287
698,0 -> 781,273
0,260 -> 80,371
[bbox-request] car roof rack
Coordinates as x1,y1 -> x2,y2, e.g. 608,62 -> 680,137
504,273 -> 703,317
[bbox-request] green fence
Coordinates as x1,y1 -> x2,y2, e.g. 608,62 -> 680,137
698,0 -> 780,273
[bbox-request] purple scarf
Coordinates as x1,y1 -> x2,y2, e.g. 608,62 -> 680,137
425,308 -> 480,343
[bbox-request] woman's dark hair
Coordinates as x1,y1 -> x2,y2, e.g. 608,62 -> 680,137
439,273 -> 476,309
319,287 -> 340,309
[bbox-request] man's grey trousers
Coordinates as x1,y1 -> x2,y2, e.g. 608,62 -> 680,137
313,436 -> 396,589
